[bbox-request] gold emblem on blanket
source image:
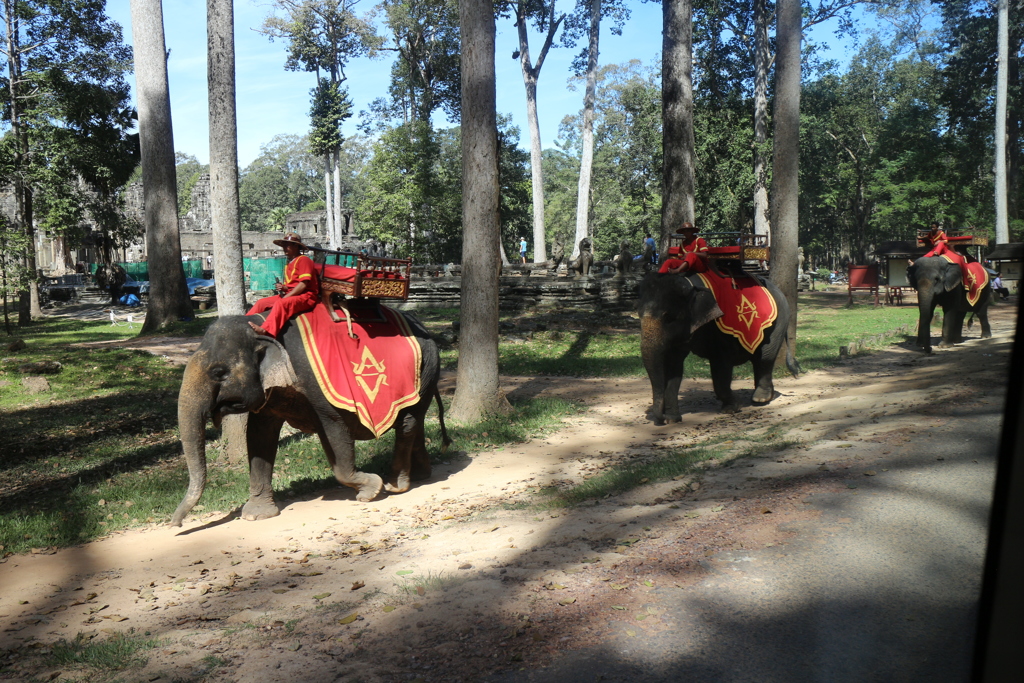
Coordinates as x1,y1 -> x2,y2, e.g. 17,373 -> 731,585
351,346 -> 389,402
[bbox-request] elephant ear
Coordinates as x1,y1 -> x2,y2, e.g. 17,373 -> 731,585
255,336 -> 298,391
941,262 -> 963,292
689,280 -> 724,334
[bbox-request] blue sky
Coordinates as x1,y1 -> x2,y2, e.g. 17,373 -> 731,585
105,1 -> 853,168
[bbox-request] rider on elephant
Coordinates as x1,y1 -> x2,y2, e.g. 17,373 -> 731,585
659,222 -> 709,274
919,221 -> 971,290
248,232 -> 321,338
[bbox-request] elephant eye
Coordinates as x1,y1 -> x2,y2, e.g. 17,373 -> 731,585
208,365 -> 230,383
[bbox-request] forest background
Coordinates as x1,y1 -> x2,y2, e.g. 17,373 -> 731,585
1,0 -> 1022,275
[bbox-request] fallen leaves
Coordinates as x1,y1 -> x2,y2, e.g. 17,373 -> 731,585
350,581 -> 365,591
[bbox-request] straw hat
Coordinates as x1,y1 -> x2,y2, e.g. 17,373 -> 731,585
676,221 -> 699,234
272,232 -> 309,250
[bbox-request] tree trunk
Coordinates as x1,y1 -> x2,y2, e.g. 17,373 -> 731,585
131,0 -> 193,333
524,77 -> 547,262
660,0 -> 696,256
324,154 -> 335,242
574,0 -> 600,256
752,0 -> 770,239
450,0 -> 511,423
769,0 -> 801,347
333,147 -> 343,247
994,0 -> 1009,244
207,0 -> 246,315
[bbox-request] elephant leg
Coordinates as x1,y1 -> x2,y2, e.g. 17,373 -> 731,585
242,413 -> 285,521
660,352 -> 686,423
319,414 -> 383,502
940,308 -> 964,346
979,307 -> 992,338
710,362 -> 738,413
384,411 -> 423,494
916,301 -> 935,352
750,353 -> 776,405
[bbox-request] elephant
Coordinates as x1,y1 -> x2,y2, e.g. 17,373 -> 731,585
907,256 -> 991,353
638,272 -> 801,423
171,310 -> 450,527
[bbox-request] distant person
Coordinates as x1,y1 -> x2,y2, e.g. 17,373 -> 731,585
992,274 -> 1010,301
247,233 -> 320,338
519,236 -> 528,264
643,233 -> 657,264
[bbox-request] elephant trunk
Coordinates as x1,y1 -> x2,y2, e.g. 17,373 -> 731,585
171,357 -> 211,527
640,313 -> 667,416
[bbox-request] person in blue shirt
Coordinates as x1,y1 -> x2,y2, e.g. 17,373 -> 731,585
644,234 -> 657,264
519,236 -> 528,264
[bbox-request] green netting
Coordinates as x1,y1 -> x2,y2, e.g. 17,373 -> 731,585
244,257 -> 287,291
182,260 -> 205,278
89,262 -> 151,280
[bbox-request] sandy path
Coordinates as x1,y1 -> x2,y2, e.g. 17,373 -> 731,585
0,302 -> 1016,682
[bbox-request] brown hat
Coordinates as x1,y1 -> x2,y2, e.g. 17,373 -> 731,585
676,222 -> 698,233
272,232 -> 309,250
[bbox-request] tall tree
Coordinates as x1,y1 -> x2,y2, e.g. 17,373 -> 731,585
0,0 -> 136,321
994,0 -> 1010,244
130,0 -> 193,332
500,0 -> 575,263
770,0 -> 800,345
661,0 -> 696,254
207,0 -> 245,314
260,0 -> 374,248
450,0 -> 510,422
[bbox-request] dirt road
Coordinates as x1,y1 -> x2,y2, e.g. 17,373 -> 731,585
0,302 -> 1016,682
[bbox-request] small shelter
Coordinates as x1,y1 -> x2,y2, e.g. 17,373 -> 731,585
985,243 -> 1024,282
872,240 -> 927,305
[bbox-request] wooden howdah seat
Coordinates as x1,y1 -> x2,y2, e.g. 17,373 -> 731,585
916,229 -> 989,248
668,231 -> 770,270
311,248 -> 412,301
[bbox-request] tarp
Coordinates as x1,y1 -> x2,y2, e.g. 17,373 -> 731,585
245,257 -> 287,291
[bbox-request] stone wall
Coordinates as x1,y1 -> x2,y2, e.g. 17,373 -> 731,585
395,273 -> 643,312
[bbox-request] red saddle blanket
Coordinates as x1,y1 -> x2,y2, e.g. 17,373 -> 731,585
940,255 -> 989,307
696,272 -> 778,354
293,303 -> 422,437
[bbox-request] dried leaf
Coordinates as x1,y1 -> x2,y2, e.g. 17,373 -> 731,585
626,629 -> 637,637
635,614 -> 648,621
711,505 -> 724,512
557,598 -> 576,606
416,586 -> 425,596
338,613 -> 359,625
287,642 -> 301,651
350,581 -> 365,591
312,593 -> 332,600
643,580 -> 654,587
610,584 -> 627,590
272,589 -> 289,594
382,605 -> 396,612
864,470 -> 877,476
396,570 -> 414,576
611,606 -> 625,610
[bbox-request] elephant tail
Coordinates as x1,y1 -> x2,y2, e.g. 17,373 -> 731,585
784,334 -> 803,378
434,385 -> 453,453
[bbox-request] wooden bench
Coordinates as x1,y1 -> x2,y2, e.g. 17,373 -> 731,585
668,231 -> 770,264
311,249 -> 413,301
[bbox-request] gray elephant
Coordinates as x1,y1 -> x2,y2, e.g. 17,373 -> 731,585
638,272 -> 801,423
171,311 -> 450,527
907,256 -> 991,353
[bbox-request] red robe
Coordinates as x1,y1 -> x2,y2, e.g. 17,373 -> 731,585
247,254 -> 320,336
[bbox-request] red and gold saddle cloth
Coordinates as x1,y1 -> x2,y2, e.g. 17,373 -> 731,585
940,254 -> 989,307
696,272 -> 778,354
294,303 -> 422,437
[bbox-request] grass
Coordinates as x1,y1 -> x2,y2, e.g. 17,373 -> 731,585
46,630 -> 164,671
530,426 -> 802,509
1,295 -> 921,556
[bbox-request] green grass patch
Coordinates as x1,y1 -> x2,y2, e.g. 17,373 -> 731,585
46,630 -> 163,671
532,427 -> 802,509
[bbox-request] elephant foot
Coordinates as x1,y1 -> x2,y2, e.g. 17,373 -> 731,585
720,403 -> 740,414
410,462 -> 432,481
240,499 -> 280,521
354,473 -> 384,502
938,340 -> 955,348
384,475 -> 411,494
751,387 -> 775,405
